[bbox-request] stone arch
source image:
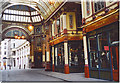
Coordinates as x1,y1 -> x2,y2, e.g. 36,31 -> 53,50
2,25 -> 31,40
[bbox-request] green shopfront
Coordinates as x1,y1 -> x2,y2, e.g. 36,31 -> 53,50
87,21 -> 119,81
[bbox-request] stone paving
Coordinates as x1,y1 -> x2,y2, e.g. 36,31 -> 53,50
0,68 -> 110,82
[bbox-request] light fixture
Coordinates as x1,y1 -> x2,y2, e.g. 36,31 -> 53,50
18,36 -> 21,40
15,35 -> 25,39
14,35 -> 18,39
21,35 -> 25,39
48,0 -> 55,5
28,24 -> 34,32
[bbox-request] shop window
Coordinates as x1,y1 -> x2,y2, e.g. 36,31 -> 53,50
55,43 -> 64,66
90,52 -> 99,68
68,41 -> 84,66
94,1 -> 105,12
88,36 -> 97,52
88,36 -> 99,68
98,33 -> 110,69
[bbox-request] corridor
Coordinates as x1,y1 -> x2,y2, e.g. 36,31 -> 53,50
0,69 -> 107,82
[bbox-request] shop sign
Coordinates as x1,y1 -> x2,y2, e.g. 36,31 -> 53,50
104,46 -> 109,51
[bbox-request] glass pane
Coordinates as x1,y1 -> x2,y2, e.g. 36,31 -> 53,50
57,18 -> 60,34
94,2 -> 105,12
58,43 -> 64,66
99,51 -> 110,69
98,33 -> 108,51
68,41 -> 83,66
98,33 -> 110,69
88,36 -> 97,52
90,52 -> 99,68
110,29 -> 119,45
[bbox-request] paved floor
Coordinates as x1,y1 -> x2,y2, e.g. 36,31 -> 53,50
0,69 -> 109,82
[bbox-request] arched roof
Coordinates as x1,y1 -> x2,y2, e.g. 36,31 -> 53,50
2,0 -> 67,22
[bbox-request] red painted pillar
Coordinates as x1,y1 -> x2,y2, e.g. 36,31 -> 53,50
83,34 -> 89,78
64,40 -> 69,74
84,64 -> 89,78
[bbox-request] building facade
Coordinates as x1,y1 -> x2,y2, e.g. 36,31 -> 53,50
15,40 -> 30,69
1,39 -> 30,70
81,1 -> 119,81
39,1 -> 119,81
1,39 -> 11,70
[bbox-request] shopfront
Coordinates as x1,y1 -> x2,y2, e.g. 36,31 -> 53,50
54,40 -> 84,73
87,22 -> 119,81
68,40 -> 84,73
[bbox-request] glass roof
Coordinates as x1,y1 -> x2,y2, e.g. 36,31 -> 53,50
2,5 -> 43,23
2,0 -> 66,22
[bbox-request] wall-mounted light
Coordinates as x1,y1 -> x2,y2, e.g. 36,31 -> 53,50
14,35 -> 18,39
28,24 -> 34,32
21,35 -> 25,39
18,36 -> 21,40
14,35 -> 25,39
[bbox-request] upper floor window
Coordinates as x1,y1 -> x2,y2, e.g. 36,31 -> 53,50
94,1 -> 105,12
4,46 -> 6,49
13,43 -> 15,48
4,51 -> 6,55
86,1 -> 90,16
57,18 -> 60,34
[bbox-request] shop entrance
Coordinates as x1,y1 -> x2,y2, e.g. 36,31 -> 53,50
34,51 -> 42,68
110,44 -> 119,81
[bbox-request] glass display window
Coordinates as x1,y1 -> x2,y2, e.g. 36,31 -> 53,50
90,52 -> 99,68
68,41 -> 84,67
88,36 -> 97,52
54,43 -> 64,66
98,33 -> 110,69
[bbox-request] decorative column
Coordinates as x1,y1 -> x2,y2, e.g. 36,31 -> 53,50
42,43 -> 45,67
64,40 -> 69,74
45,35 -> 51,71
52,46 -> 55,72
83,33 -> 89,78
